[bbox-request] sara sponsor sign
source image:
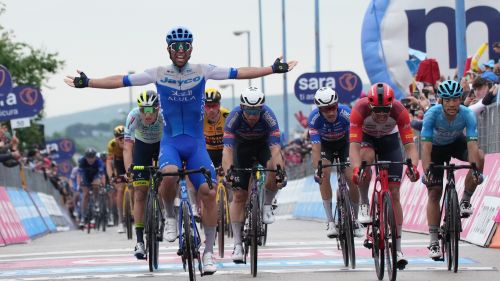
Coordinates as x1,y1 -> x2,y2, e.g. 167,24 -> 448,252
0,65 -> 44,121
46,138 -> 76,161
361,0 -> 500,99
294,71 -> 363,105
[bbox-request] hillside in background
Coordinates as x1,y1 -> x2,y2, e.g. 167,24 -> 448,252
43,95 -> 314,141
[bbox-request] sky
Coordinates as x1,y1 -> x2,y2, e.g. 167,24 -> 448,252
1,0 -> 371,118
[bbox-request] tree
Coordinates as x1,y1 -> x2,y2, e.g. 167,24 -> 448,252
0,2 -> 65,150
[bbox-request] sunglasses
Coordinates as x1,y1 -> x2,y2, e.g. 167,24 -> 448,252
116,136 -> 124,141
139,106 -> 158,114
319,104 -> 338,113
169,41 -> 192,52
204,103 -> 220,109
371,105 -> 392,113
242,106 -> 263,116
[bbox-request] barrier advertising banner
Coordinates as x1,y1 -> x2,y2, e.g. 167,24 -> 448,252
0,187 -> 29,244
30,192 -> 56,232
0,65 -> 44,122
6,187 -> 48,238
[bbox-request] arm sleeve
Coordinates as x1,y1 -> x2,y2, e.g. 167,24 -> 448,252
308,112 -> 321,144
123,67 -> 158,86
396,109 -> 414,145
464,108 -> 479,141
124,111 -> 137,141
202,64 -> 238,80
263,110 -> 281,146
421,109 -> 437,142
481,91 -> 496,105
349,110 -> 363,143
223,110 -> 239,147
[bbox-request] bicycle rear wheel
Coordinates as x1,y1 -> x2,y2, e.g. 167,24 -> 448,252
124,190 -> 133,240
100,194 -> 107,232
217,187 -> 226,258
182,202 -> 196,281
250,192 -> 259,277
147,195 -> 160,272
448,189 -> 460,273
372,194 -> 384,280
383,193 -> 397,281
343,193 -> 356,269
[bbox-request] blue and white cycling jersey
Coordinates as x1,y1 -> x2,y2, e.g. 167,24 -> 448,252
123,63 -> 237,139
308,105 -> 351,143
124,107 -> 163,144
421,104 -> 478,146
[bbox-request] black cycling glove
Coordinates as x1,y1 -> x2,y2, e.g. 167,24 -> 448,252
271,58 -> 289,73
74,72 -> 90,88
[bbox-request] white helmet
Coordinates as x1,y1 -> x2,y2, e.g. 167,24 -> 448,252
314,87 -> 338,107
240,86 -> 265,107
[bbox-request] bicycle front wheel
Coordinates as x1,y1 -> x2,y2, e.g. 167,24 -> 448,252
147,195 -> 160,272
182,202 -> 196,281
217,187 -> 226,258
372,193 -> 384,280
343,193 -> 356,269
250,192 -> 259,277
124,190 -> 133,240
448,189 -> 460,273
383,193 -> 397,281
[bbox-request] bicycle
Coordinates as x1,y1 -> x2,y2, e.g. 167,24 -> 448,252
228,163 -> 284,277
131,164 -> 165,272
161,165 -> 213,281
426,162 -> 480,273
83,183 -> 100,234
116,176 -> 134,240
215,174 -> 231,258
95,184 -> 109,232
317,157 -> 356,269
360,159 -> 415,281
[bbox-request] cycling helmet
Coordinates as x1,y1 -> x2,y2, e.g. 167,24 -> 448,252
367,83 -> 394,106
437,80 -> 464,99
113,125 -> 125,137
205,88 -> 222,103
314,87 -> 338,107
137,90 -> 159,107
166,26 -> 193,45
240,86 -> 265,107
84,147 -> 97,158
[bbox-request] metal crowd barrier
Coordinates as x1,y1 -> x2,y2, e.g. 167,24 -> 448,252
477,103 -> 500,154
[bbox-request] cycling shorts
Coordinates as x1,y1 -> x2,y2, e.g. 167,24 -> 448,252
132,139 -> 160,186
361,132 -> 403,184
159,134 -> 216,190
232,139 -> 271,190
428,135 -> 468,187
208,149 -> 223,168
320,137 -> 349,163
114,159 -> 126,176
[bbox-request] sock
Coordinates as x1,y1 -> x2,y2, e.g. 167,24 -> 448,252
323,200 -> 334,222
396,224 -> 402,251
232,222 -> 243,245
136,226 -> 144,243
165,202 -> 175,218
203,226 -> 216,254
264,189 -> 278,205
352,202 -> 359,219
429,225 -> 439,244
462,190 -> 473,202
360,188 -> 370,205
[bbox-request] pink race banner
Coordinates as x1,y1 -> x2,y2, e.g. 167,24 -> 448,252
399,153 -> 500,245
0,186 -> 29,244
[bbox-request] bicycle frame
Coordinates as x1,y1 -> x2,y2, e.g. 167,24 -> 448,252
177,176 -> 202,261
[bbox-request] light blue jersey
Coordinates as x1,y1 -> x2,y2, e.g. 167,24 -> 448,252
421,104 -> 478,146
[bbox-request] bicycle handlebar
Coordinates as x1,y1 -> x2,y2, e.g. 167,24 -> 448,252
227,164 -> 285,184
427,162 -> 480,180
358,159 -> 415,179
317,160 -> 350,179
131,165 -> 214,190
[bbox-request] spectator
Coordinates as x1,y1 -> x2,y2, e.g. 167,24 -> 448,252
492,42 -> 500,64
0,125 -> 21,166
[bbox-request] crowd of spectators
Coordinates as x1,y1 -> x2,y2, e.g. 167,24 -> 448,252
0,123 -> 74,212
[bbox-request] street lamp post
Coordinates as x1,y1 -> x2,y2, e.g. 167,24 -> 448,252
220,84 -> 236,109
128,70 -> 135,110
233,30 -> 252,87
258,0 -> 265,93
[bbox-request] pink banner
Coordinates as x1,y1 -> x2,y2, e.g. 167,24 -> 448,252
400,153 -> 500,243
496,209 -> 500,223
0,186 -> 29,244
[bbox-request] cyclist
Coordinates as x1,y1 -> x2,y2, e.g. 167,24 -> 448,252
123,90 -> 163,260
204,87 -> 230,170
222,86 -> 287,263
64,26 -> 297,274
107,125 -> 127,233
420,80 -> 485,259
309,87 -> 364,238
99,151 -> 114,227
349,83 -> 420,268
77,147 -> 106,227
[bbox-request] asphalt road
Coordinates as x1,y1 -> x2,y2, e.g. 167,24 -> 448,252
0,219 -> 498,281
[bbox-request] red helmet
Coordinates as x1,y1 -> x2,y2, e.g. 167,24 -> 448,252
367,83 -> 394,106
